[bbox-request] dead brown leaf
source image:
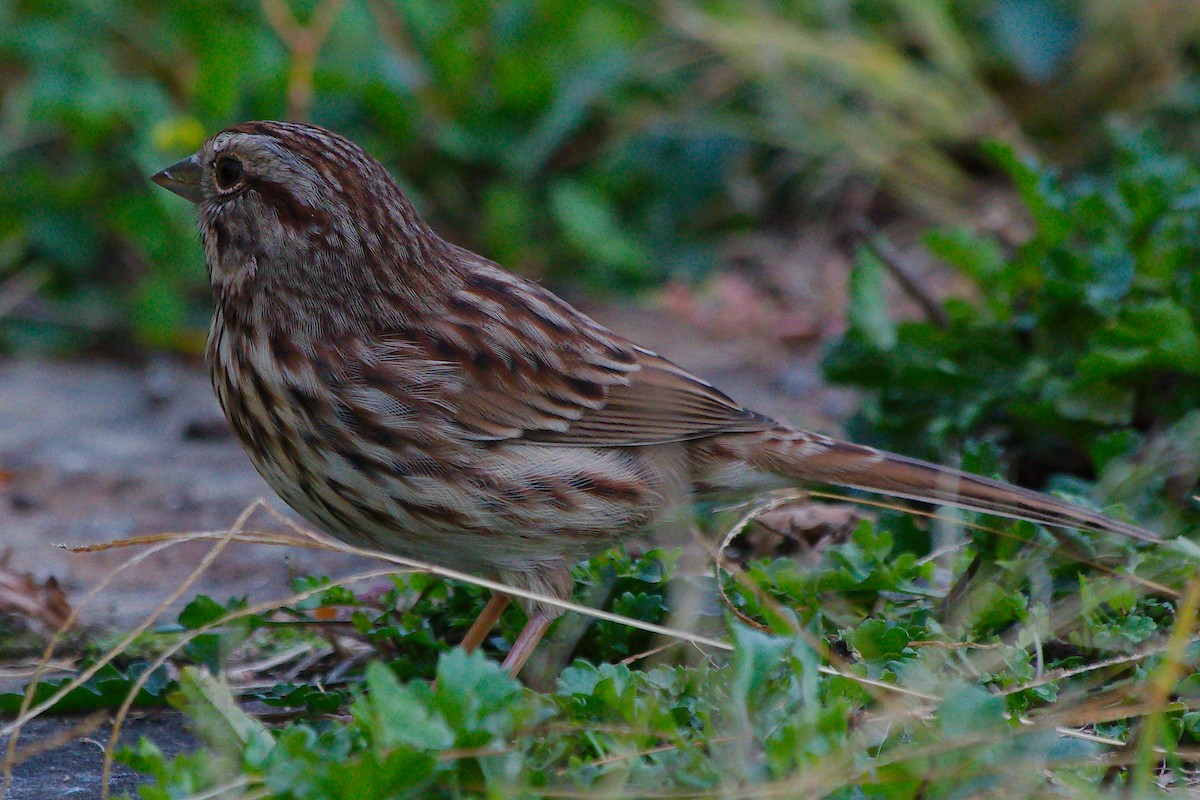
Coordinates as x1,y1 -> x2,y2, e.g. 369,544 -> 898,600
0,549 -> 72,632
743,502 -> 867,563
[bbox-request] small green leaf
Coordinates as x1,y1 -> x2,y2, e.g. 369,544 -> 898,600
354,662 -> 454,751
924,227 -> 1005,284
1041,376 -> 1134,425
1084,299 -> 1200,375
177,596 -> 230,629
848,247 -> 897,351
730,623 -> 790,705
174,667 -> 274,762
183,633 -> 223,674
851,619 -> 910,662
549,180 -> 649,276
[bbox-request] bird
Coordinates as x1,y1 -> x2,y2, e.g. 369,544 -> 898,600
151,120 -> 1157,675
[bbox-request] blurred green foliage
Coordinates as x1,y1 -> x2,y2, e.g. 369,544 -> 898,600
825,128 -> 1200,533
2,0 -> 1199,352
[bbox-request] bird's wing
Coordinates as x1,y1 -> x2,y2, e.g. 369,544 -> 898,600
359,260 -> 775,447
523,348 -> 777,446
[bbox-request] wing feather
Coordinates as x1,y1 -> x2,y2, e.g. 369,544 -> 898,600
359,256 -> 775,447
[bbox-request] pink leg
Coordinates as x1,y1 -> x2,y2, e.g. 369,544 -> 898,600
460,593 -> 512,653
500,612 -> 553,676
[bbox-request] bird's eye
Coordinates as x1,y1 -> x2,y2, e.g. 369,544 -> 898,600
214,156 -> 244,190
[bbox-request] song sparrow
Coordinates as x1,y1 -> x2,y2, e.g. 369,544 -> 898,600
153,121 -> 1156,674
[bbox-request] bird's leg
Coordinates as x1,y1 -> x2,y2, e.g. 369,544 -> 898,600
501,612 -> 553,676
460,592 -> 512,653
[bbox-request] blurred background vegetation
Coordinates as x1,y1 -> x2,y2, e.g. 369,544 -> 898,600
5,0 -> 1200,523
2,0 -> 1199,353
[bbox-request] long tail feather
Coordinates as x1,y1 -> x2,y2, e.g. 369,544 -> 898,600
741,428 -> 1158,543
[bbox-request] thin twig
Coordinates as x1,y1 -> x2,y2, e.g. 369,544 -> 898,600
850,221 -> 950,328
0,269 -> 48,319
1001,644 -> 1169,695
259,0 -> 350,120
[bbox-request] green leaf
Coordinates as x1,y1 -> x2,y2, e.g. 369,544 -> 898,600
1085,299 -> 1200,375
433,647 -> 523,736
983,140 -> 1071,243
1041,376 -> 1135,425
178,596 -> 233,629
182,633 -> 223,674
550,179 -> 649,276
334,749 -> 437,799
847,247 -> 897,351
354,662 -> 454,751
851,619 -> 911,662
988,0 -> 1076,82
924,226 -> 1005,284
1090,429 -> 1142,473
0,662 -> 173,714
729,623 -> 791,705
173,667 -> 274,763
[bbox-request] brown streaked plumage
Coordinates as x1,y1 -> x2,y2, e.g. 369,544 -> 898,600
152,121 -> 1158,675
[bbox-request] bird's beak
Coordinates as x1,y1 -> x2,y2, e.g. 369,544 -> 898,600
151,154 -> 203,203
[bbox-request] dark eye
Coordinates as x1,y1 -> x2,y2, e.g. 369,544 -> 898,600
214,156 -> 244,190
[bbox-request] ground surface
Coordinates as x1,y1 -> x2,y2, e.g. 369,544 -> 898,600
0,299 -> 862,798
3,713 -> 195,800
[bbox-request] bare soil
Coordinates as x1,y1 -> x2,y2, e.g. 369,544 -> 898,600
3,713 -> 194,800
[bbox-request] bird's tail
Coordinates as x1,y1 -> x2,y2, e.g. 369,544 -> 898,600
725,426 -> 1158,543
